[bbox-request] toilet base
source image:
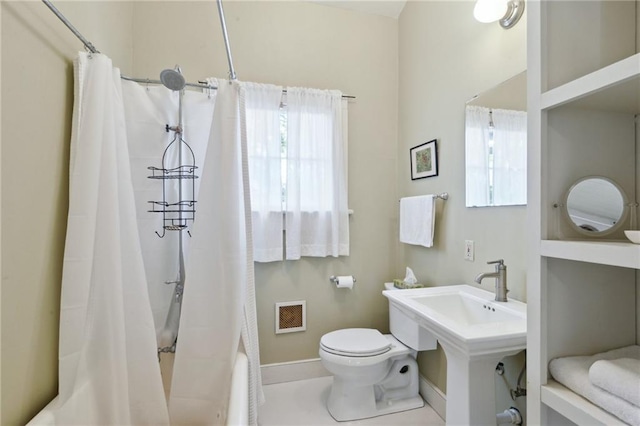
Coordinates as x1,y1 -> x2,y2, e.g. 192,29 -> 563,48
326,354 -> 425,422
327,377 -> 425,422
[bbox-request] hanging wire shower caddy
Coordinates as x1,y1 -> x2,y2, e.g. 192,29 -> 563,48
146,67 -> 194,356
147,124 -> 199,237
146,66 -> 199,238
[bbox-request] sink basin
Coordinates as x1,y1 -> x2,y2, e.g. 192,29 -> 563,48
383,284 -> 526,356
383,284 -> 527,425
415,293 -> 519,324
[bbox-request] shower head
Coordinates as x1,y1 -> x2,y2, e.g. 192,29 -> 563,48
160,67 -> 186,91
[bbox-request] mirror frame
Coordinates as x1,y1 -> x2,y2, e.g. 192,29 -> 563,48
562,176 -> 628,237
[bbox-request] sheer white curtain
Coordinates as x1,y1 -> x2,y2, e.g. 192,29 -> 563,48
465,105 -> 491,207
57,52 -> 169,425
285,88 -> 349,259
492,108 -> 527,205
465,105 -> 526,207
242,83 -> 284,262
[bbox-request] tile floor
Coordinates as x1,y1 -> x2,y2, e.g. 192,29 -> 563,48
259,376 -> 446,426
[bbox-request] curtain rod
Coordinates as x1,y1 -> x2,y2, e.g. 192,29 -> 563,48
121,77 -> 355,100
42,0 -> 99,54
41,0 -> 238,82
216,0 -> 237,80
40,0 -> 213,90
42,0 -> 355,100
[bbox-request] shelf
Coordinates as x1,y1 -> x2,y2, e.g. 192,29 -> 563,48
540,240 -> 640,269
540,53 -> 640,113
541,380 -> 626,426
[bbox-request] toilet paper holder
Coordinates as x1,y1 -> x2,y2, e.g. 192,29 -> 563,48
329,275 -> 357,284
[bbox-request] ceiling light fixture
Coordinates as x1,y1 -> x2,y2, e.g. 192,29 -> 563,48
474,0 -> 525,29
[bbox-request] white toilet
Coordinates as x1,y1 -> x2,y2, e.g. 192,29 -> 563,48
319,327 -> 429,421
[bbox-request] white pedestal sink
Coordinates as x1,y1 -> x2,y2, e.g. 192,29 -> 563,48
383,285 -> 527,426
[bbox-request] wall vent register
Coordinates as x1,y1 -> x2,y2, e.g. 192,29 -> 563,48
275,301 -> 306,334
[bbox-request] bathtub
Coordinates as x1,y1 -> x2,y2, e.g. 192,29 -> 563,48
27,350 -> 249,425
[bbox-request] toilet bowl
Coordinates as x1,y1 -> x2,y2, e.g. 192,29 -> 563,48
319,328 -> 424,421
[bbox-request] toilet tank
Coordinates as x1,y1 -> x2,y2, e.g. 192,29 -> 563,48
389,302 -> 438,351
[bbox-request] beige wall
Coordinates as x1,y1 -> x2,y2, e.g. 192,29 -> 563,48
2,7 -> 398,421
397,0 -> 527,406
1,0 -> 534,423
130,1 -> 399,364
1,2 -> 133,424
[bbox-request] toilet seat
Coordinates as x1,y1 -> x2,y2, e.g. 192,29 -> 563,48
320,328 -> 392,357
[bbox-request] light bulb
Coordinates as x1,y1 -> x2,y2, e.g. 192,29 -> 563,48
473,0 -> 509,23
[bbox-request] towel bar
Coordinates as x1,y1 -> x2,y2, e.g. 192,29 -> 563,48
399,192 -> 449,201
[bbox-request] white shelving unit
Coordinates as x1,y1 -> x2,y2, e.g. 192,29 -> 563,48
540,240 -> 640,269
541,381 -> 627,426
540,53 -> 640,112
528,1 -> 640,425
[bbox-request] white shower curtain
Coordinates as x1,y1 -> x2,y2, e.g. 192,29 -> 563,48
57,52 -> 169,425
168,78 -> 256,425
58,53 -> 261,425
121,76 -> 214,349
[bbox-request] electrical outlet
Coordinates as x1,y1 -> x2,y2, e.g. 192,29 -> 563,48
464,240 -> 474,261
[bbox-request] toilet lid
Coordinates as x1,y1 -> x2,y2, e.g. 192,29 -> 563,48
321,328 -> 391,357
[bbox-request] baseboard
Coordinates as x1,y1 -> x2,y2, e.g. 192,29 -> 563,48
419,374 -> 446,421
261,358 -> 330,385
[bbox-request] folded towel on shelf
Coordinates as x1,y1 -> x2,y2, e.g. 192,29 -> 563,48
590,358 -> 640,407
548,345 -> 640,425
399,195 -> 435,248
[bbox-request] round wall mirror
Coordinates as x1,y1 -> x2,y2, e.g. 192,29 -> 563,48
563,176 -> 628,236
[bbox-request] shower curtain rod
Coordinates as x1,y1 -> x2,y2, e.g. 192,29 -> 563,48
41,0 -> 238,81
216,0 -> 237,81
42,0 -> 99,54
121,76 -> 355,100
42,0 -> 355,99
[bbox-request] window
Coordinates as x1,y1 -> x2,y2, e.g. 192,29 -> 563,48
243,84 -> 349,262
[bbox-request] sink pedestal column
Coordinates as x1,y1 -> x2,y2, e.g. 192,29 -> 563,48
441,345 -> 520,426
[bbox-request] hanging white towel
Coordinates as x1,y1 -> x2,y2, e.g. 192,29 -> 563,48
399,195 -> 436,248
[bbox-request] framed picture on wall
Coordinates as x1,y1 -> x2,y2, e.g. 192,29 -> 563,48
410,139 -> 438,180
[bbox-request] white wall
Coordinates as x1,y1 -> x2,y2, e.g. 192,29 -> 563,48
397,0 -> 527,411
1,3 -> 134,424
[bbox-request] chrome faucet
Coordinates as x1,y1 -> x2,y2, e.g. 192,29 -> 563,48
474,259 -> 508,302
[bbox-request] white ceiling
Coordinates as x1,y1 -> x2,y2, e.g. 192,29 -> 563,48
309,0 -> 407,19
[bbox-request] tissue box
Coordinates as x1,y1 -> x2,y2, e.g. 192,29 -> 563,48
393,279 -> 424,289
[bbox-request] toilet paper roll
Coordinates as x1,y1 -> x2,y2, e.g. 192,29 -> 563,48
335,275 -> 354,289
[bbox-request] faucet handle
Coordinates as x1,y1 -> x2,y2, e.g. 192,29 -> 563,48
487,259 -> 505,269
